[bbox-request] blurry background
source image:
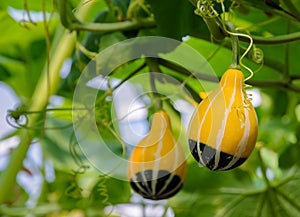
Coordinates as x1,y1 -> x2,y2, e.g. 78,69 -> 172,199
0,0 -> 300,216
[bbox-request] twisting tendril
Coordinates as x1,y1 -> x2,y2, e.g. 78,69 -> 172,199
216,0 -> 225,18
213,0 -> 254,82
66,128 -> 90,198
6,106 -> 75,130
195,0 -> 255,82
251,45 -> 264,64
96,175 -> 113,216
225,29 -> 254,82
195,0 -> 219,18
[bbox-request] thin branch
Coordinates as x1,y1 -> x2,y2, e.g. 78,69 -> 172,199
158,58 -> 219,82
59,0 -> 156,33
113,62 -> 147,90
283,0 -> 300,19
247,32 -> 300,45
283,21 -> 291,81
158,57 -> 300,93
69,17 -> 156,33
237,0 -> 300,22
189,0 -> 300,45
218,187 -> 264,196
273,167 -> 300,188
247,80 -> 300,93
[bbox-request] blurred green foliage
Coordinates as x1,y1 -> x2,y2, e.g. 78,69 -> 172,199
0,0 -> 300,216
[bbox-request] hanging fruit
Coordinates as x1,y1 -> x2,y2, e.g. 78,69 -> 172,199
127,110 -> 187,200
188,67 -> 258,171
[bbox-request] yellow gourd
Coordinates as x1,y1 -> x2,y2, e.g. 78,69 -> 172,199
188,68 -> 258,171
128,110 -> 187,200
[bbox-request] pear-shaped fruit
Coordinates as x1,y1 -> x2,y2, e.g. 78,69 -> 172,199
128,110 -> 187,200
188,68 -> 258,171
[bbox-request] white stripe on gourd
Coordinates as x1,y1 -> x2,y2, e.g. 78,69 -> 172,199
128,110 -> 187,200
188,68 -> 258,171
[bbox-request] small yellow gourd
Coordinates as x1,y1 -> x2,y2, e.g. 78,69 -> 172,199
188,68 -> 258,171
128,110 -> 187,200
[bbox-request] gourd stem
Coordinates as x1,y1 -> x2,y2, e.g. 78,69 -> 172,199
226,21 -> 240,69
146,57 -> 163,110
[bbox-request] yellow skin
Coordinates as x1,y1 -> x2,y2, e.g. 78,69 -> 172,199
188,68 -> 258,170
128,110 -> 187,199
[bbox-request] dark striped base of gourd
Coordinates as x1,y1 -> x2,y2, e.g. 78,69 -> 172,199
188,139 -> 247,171
130,170 -> 183,200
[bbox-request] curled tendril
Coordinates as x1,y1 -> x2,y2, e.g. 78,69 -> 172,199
69,129 -> 90,170
234,106 -> 246,123
97,176 -> 113,215
6,107 -> 76,130
6,110 -> 29,129
235,87 -> 254,123
251,46 -> 264,64
65,163 -> 90,198
216,0 -> 226,17
224,27 -> 254,82
195,0 -> 219,18
206,0 -> 255,83
196,0 -> 255,82
65,130 -> 90,198
230,1 -> 240,11
250,45 -> 264,75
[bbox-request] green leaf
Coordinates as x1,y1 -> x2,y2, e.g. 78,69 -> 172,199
40,118 -> 80,171
0,9 -> 59,98
100,32 -> 127,51
146,0 -> 205,40
279,143 -> 300,168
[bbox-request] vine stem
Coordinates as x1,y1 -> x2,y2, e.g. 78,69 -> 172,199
257,149 -> 272,188
59,0 -> 156,33
0,1 -> 94,204
146,58 -> 163,110
189,0 -> 300,45
257,149 -> 279,217
68,17 -> 156,33
226,22 -> 240,69
283,21 -> 291,82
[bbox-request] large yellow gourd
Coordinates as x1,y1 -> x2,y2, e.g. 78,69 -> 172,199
188,68 -> 258,171
128,110 -> 187,200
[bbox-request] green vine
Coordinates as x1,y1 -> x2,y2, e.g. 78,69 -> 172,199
190,0 -> 300,45
226,21 -> 240,69
58,0 -> 156,33
0,0 -> 95,205
195,0 -> 225,40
